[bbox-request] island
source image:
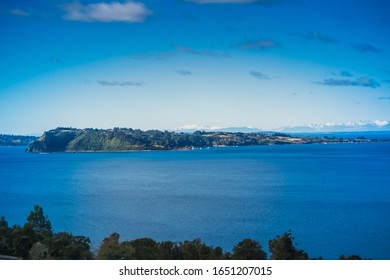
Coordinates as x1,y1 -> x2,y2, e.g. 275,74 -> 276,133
26,127 -> 375,153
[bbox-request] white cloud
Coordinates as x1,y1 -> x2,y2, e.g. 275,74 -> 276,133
189,0 -> 257,3
278,120 -> 390,132
250,70 -> 270,80
374,120 -> 389,127
61,1 -> 152,23
320,120 -> 389,128
97,80 -> 144,86
176,124 -> 222,131
9,9 -> 30,16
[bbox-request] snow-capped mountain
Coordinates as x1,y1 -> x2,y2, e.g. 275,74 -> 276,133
277,120 -> 390,133
174,124 -> 262,133
175,120 -> 390,133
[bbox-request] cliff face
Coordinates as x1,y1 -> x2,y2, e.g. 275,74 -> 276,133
26,127 -> 288,152
26,127 -> 367,153
26,128 -> 82,152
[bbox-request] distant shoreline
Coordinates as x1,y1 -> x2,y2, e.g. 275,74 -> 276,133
37,141 -> 390,153
23,127 -> 389,153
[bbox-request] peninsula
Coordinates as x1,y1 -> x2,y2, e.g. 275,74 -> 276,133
0,134 -> 38,146
26,127 -> 374,153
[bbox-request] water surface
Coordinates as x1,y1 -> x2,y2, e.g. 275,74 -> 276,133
1,143 -> 389,259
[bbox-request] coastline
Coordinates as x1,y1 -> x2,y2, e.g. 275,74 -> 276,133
24,127 -> 390,153
27,140 -> 390,153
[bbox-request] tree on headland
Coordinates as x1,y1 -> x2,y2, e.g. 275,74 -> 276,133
177,238 -> 216,260
29,242 -> 50,260
10,226 -> 36,259
45,232 -> 93,260
0,205 -> 92,259
0,207 -> 364,260
268,231 -> 309,260
96,236 -> 227,260
339,254 -> 362,260
231,239 -> 267,260
96,233 -> 135,260
25,204 -> 52,236
0,216 -> 8,228
157,241 -> 180,260
0,216 -> 12,256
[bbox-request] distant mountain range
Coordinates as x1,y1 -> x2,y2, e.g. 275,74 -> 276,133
175,120 -> 390,133
174,124 -> 263,133
277,120 -> 390,133
0,134 -> 38,146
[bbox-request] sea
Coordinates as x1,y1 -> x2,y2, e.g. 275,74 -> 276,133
1,142 -> 389,259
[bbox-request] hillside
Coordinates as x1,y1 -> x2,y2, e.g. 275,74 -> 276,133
0,134 -> 38,146
25,127 -> 375,153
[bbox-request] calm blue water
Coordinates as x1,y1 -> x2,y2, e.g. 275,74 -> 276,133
1,143 -> 390,259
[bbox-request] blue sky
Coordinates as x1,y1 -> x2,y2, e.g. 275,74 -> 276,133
1,0 -> 389,134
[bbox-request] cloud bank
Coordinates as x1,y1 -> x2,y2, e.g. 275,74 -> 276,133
9,9 -> 30,16
97,80 -> 143,86
177,70 -> 193,76
188,0 -> 257,4
351,43 -> 383,53
130,51 -> 176,60
188,0 -> 285,4
175,45 -> 229,57
317,77 -> 380,89
130,45 -> 229,61
339,70 -> 354,77
297,31 -> 338,44
250,71 -> 270,80
238,39 -> 280,51
61,1 -> 152,23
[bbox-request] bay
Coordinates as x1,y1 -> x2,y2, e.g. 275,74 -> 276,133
0,143 -> 389,259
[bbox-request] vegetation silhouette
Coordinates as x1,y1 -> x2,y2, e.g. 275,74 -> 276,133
0,205 -> 362,260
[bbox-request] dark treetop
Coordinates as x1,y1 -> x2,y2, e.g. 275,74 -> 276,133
0,205 -> 363,260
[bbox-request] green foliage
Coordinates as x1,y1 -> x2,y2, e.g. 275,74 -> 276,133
45,232 -> 93,260
96,236 -> 227,260
232,239 -> 267,260
339,254 -> 362,260
0,216 -> 8,229
128,238 -> 159,260
157,241 -> 180,260
96,233 -> 135,260
29,242 -> 50,260
25,204 -> 52,236
28,127 -> 353,153
211,246 -> 226,260
0,208 -> 364,260
0,216 -> 12,255
42,129 -> 80,152
0,216 -> 8,228
10,226 -> 35,259
96,233 -> 121,260
0,134 -> 37,146
177,238 -> 216,260
0,205 -> 92,260
268,231 -> 309,260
